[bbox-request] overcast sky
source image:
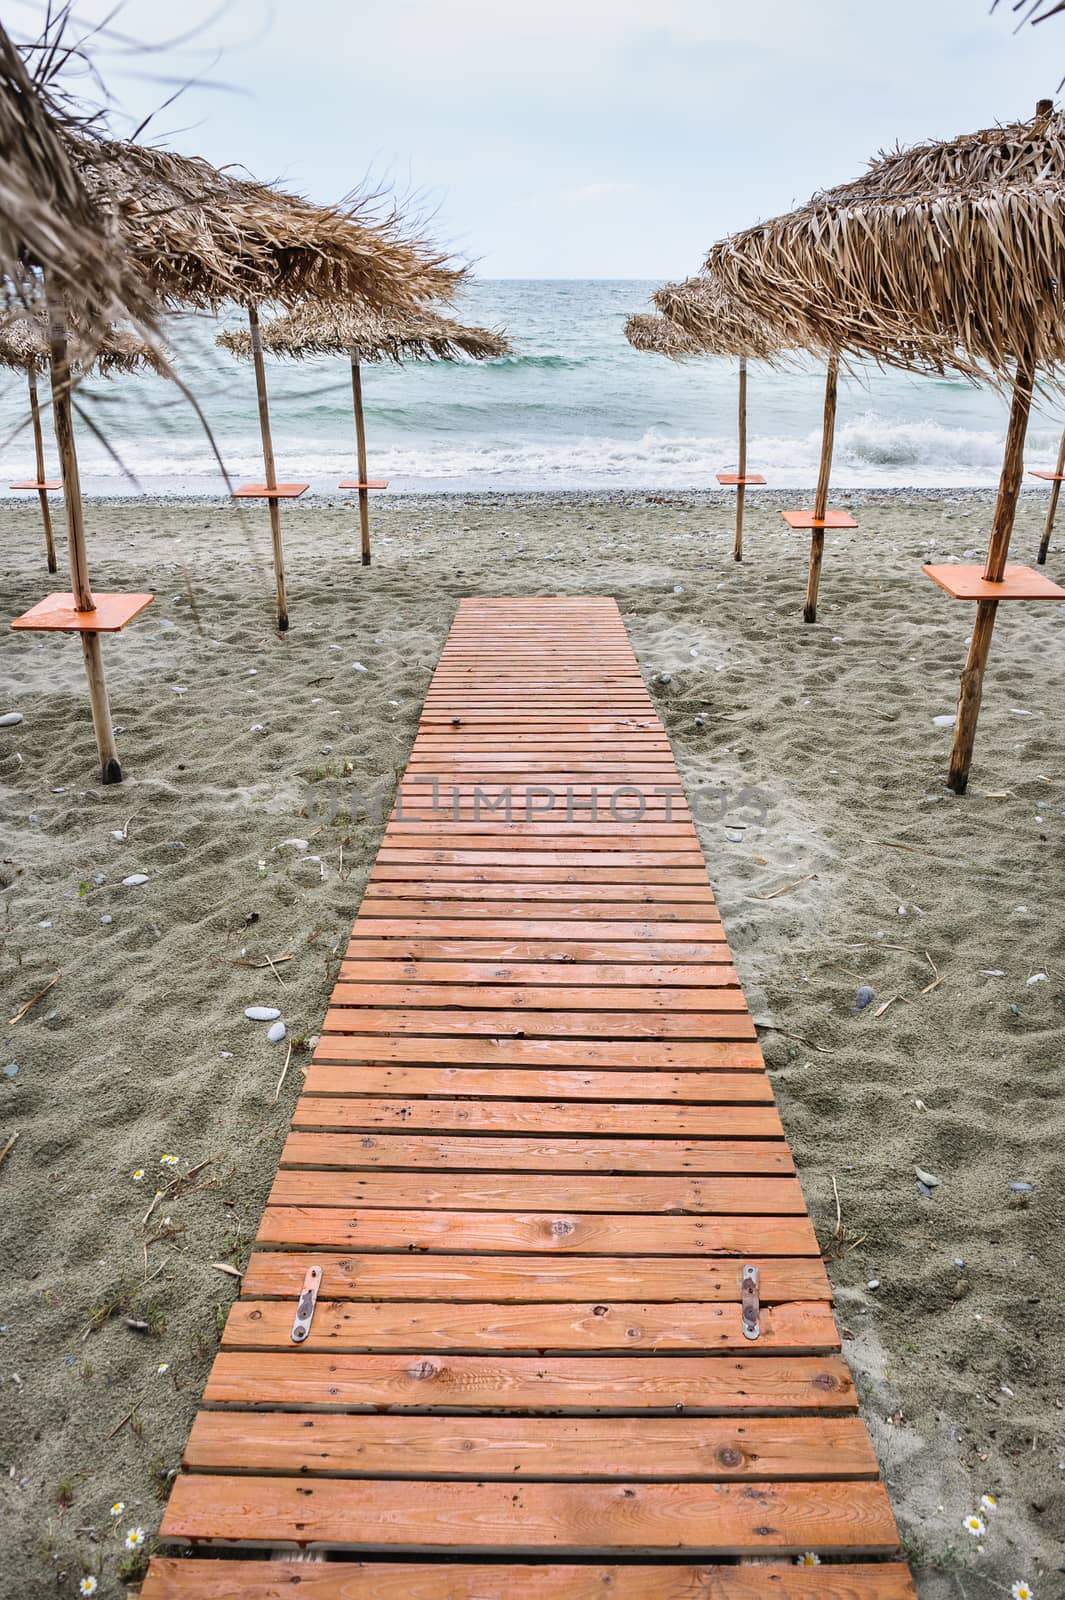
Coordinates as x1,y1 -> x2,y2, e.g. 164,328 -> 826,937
19,0 -> 1061,277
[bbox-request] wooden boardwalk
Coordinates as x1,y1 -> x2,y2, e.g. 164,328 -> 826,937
145,597 -> 916,1598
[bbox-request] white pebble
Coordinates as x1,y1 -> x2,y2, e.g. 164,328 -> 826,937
932,714 -> 956,728
0,712 -> 24,728
245,1006 -> 281,1022
100,915 -> 112,925
867,1279 -> 881,1291
122,873 -> 149,887
267,1021 -> 286,1043
278,838 -> 309,851
351,662 -> 368,672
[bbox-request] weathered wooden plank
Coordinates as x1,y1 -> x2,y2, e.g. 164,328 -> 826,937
239,1252 -> 828,1303
266,1171 -> 806,1215
255,1207 -> 820,1256
301,1068 -> 777,1106
280,1132 -> 794,1174
337,958 -> 741,986
320,1007 -> 758,1041
291,1094 -> 786,1135
183,1411 -> 875,1479
221,1299 -> 839,1355
143,1558 -> 919,1600
344,936 -> 732,962
309,1040 -> 767,1076
329,982 -> 746,1012
161,1476 -> 899,1554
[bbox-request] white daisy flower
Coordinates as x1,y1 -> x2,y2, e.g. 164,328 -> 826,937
159,1154 -> 179,1168
981,1493 -> 998,1515
78,1580 -> 98,1596
963,1514 -> 986,1537
157,1363 -> 170,1374
124,1527 -> 145,1550
109,1500 -> 124,1517
795,1551 -> 821,1566
1011,1582 -> 1034,1600
131,1170 -> 144,1183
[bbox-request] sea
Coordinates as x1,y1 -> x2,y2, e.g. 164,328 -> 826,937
1,279 -> 1060,497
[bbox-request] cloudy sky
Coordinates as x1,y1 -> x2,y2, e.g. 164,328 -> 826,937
19,0 -> 1059,277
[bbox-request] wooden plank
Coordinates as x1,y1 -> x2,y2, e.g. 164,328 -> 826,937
183,1411 -> 876,1479
161,1476 -> 899,1554
302,1068 -> 777,1105
144,1558 -> 919,1599
329,982 -> 747,1012
220,1299 -> 839,1355
337,958 -> 741,985
291,1094 -> 786,1135
309,1040 -> 767,1074
240,1252 -> 828,1303
320,1007 -> 758,1041
343,937 -> 734,962
255,1207 -> 820,1256
266,1171 -> 807,1215
279,1132 -> 795,1174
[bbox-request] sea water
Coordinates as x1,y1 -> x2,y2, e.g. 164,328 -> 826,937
1,279 -> 1058,495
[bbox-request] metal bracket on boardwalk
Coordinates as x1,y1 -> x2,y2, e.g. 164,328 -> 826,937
290,1265 -> 322,1343
741,1263 -> 761,1341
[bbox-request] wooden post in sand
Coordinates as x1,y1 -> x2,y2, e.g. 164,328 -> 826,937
734,357 -> 748,562
247,302 -> 289,632
46,291 -> 122,785
27,367 -> 58,573
1036,423 -> 1065,565
947,363 -> 1035,795
350,355 -> 372,567
804,355 -> 840,624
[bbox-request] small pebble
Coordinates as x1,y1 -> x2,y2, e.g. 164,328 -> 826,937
352,662 -> 368,672
725,829 -> 744,842
121,873 -> 149,887
99,915 -> 112,925
867,1279 -> 880,1291
673,584 -> 684,594
245,1006 -> 281,1022
0,712 -> 24,728
932,714 -> 957,728
1008,1181 -> 1035,1193
267,1021 -> 286,1044
3,1063 -> 19,1079
915,1166 -> 941,1188
853,985 -> 875,1011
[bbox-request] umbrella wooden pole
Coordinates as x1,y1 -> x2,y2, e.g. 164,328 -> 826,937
947,363 -> 1035,795
248,302 -> 289,631
27,366 -> 57,573
46,290 -> 122,785
804,356 -> 839,624
734,357 -> 747,562
350,355 -> 372,566
1036,422 -> 1065,565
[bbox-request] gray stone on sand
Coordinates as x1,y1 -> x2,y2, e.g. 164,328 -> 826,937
853,985 -> 875,1011
122,873 -> 149,887
0,712 -> 24,728
267,1021 -> 286,1043
245,1006 -> 281,1022
932,714 -> 957,728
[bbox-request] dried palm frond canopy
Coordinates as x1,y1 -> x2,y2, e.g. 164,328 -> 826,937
623,312 -> 703,359
706,105 -> 1065,380
992,2 -> 1065,25
0,23 -> 156,332
72,139 -> 466,313
651,275 -> 796,362
217,303 -> 509,363
0,307 -> 166,375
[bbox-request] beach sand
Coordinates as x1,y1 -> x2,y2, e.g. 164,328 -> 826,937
1,487 -> 1063,1597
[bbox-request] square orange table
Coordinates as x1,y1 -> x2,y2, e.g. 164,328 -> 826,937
922,563 -> 1065,600
717,472 -> 766,486
339,479 -> 389,490
781,509 -> 859,530
11,592 -> 155,632
9,479 -> 62,491
232,483 -> 309,499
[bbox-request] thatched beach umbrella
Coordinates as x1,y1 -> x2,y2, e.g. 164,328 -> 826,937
75,139 -> 467,625
2,27 -> 168,786
217,304 -> 508,565
706,104 -> 1065,790
1,309 -> 165,573
650,278 -> 795,561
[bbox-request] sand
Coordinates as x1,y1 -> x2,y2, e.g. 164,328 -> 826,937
0,486 -> 1062,1598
